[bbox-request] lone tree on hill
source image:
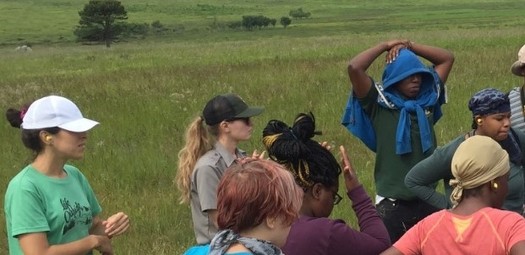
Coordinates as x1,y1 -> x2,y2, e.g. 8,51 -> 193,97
280,16 -> 292,28
74,0 -> 128,48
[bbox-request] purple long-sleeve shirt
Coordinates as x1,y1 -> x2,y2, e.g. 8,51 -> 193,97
281,185 -> 391,255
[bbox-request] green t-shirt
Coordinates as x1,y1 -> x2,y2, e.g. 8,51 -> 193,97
4,164 -> 101,255
359,87 -> 437,200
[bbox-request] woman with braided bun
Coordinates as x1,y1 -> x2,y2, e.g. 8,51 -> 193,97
381,136 -> 525,255
405,88 -> 525,215
262,113 -> 390,255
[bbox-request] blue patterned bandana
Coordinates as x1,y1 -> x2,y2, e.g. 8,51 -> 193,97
209,229 -> 283,255
468,88 -> 510,116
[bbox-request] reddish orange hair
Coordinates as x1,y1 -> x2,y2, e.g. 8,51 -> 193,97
217,159 -> 303,233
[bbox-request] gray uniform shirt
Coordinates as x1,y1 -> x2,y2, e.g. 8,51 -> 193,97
509,87 -> 525,133
190,142 -> 245,244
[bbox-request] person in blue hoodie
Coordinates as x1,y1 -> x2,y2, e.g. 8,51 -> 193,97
341,39 -> 454,242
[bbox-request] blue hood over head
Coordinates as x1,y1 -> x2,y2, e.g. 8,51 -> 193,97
382,49 -> 434,95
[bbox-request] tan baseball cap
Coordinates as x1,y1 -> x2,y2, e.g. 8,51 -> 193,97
511,44 -> 525,76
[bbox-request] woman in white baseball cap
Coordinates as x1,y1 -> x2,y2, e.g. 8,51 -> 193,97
4,95 -> 129,255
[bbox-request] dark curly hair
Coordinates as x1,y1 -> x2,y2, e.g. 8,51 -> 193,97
262,112 -> 341,189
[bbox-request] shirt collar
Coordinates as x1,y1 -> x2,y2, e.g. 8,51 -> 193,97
214,142 -> 245,167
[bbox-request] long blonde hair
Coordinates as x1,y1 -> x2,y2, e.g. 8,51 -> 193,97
176,116 -> 217,204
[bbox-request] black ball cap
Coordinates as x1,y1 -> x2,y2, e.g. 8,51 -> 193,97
202,93 -> 264,125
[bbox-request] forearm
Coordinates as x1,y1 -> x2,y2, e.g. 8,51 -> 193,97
409,41 -> 454,82
46,236 -> 100,255
328,187 -> 390,254
208,209 -> 218,229
409,42 -> 453,66
348,42 -> 389,72
349,185 -> 391,246
348,42 -> 389,97
405,163 -> 448,209
405,175 -> 448,209
19,233 -> 104,255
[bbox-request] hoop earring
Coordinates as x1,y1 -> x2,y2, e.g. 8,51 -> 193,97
476,119 -> 483,125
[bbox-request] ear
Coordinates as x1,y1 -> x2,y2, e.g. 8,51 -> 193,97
219,121 -> 230,133
475,116 -> 483,126
311,183 -> 324,200
265,217 -> 276,230
39,131 -> 51,144
489,180 -> 499,192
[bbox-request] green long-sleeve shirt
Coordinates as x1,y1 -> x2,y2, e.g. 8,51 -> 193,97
405,131 -> 525,214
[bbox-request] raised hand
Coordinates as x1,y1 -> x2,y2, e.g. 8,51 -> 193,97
103,212 -> 130,238
251,149 -> 267,159
319,141 -> 334,151
385,39 -> 411,63
340,145 -> 361,192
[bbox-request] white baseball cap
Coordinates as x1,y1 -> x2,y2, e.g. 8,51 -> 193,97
511,44 -> 525,76
21,95 -> 99,132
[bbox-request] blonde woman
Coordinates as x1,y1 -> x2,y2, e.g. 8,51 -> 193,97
176,93 -> 264,245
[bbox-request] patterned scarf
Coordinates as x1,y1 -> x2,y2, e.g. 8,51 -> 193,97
468,88 -> 510,116
208,229 -> 283,255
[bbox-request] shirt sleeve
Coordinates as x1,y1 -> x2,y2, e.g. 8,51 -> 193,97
405,139 -> 460,209
327,186 -> 391,255
518,130 -> 525,205
505,212 -> 525,251
357,78 -> 379,116
9,181 -> 50,237
194,164 -> 221,212
392,221 -> 423,255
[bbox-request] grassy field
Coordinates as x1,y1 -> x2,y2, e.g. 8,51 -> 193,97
1,0 -> 525,254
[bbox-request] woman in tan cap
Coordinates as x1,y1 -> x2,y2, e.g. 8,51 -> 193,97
381,135 -> 525,255
176,93 -> 264,245
508,44 -> 525,132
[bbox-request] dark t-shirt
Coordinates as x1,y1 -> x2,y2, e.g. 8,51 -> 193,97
358,84 -> 437,200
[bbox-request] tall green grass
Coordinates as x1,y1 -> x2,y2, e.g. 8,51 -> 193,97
1,0 -> 525,254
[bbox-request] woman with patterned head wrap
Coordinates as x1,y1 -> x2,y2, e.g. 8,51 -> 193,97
406,88 -> 525,214
263,113 -> 391,255
381,136 -> 525,255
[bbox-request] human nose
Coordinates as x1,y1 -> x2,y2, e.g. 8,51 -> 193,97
503,117 -> 510,127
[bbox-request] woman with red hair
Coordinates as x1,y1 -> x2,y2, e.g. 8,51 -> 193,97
208,158 -> 303,255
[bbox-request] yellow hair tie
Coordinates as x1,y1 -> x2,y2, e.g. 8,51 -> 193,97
262,134 -> 281,148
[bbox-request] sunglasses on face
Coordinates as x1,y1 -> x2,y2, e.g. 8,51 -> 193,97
226,117 -> 251,125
